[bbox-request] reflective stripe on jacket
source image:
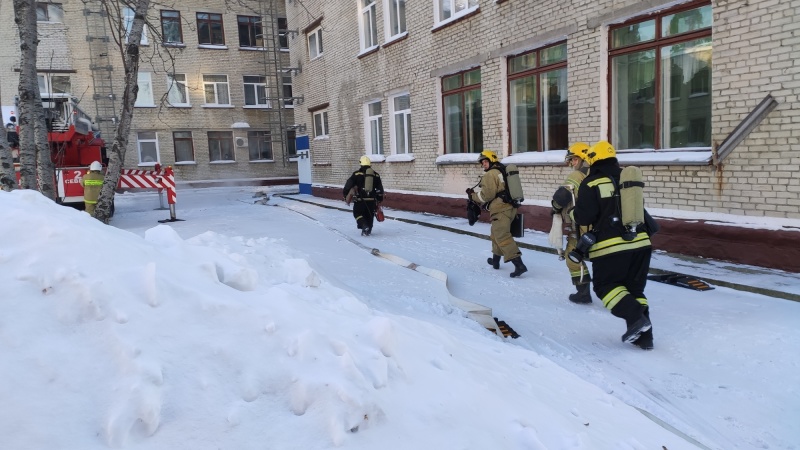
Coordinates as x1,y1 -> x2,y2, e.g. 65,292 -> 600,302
572,159 -> 651,258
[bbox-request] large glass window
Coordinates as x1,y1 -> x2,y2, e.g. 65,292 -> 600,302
278,17 -> 289,49
167,74 -> 190,106
37,74 -> 71,96
610,4 -> 712,149
508,42 -> 568,153
134,72 -> 154,107
208,131 -> 234,161
385,0 -> 407,39
197,12 -> 225,45
308,26 -> 323,59
243,76 -> 268,107
160,10 -> 183,44
36,3 -> 63,22
282,74 -> 294,108
203,74 -> 230,105
238,15 -> 263,48
123,6 -> 149,45
136,132 -> 160,164
313,110 -> 329,138
172,131 -> 194,162
436,0 -> 478,24
442,68 -> 482,154
359,0 -> 378,51
247,131 -> 273,161
390,93 -> 411,154
364,101 -> 383,154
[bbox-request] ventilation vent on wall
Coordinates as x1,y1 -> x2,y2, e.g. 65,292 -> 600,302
235,137 -> 248,147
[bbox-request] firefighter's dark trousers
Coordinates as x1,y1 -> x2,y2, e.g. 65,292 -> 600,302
353,199 -> 375,230
591,246 -> 652,321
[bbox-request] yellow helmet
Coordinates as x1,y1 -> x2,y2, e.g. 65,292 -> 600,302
478,150 -> 499,164
566,142 -> 590,162
359,156 -> 371,166
585,141 -> 616,165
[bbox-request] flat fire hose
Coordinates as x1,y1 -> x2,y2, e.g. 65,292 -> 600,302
369,249 -> 507,338
275,201 -> 514,338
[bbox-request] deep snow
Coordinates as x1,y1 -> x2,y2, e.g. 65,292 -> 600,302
1,186 -> 797,450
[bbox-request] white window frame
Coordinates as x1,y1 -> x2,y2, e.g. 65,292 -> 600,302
37,73 -> 71,97
383,0 -> 407,41
172,131 -> 195,162
36,3 -> 64,23
136,131 -> 160,165
307,26 -> 323,60
313,109 -> 329,139
389,93 -> 411,154
166,73 -> 190,106
202,74 -> 231,106
281,73 -> 294,108
433,0 -> 479,26
364,100 -> 383,155
123,6 -> 149,45
135,72 -> 155,107
243,75 -> 270,108
358,0 -> 379,52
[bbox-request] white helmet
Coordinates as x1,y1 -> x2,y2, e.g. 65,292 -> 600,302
89,161 -> 102,171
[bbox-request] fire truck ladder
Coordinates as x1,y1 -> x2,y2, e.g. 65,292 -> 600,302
257,0 -> 300,167
83,1 -> 118,138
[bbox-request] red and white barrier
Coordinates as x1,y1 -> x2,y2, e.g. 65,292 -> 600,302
119,165 -> 180,221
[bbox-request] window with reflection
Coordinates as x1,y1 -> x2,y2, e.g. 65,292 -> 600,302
442,68 -> 482,154
508,42 -> 568,153
610,3 -> 712,149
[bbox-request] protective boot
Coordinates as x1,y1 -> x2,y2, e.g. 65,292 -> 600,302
510,257 -> 527,278
486,254 -> 501,270
611,297 -> 651,344
633,307 -> 654,350
621,315 -> 652,344
568,283 -> 592,304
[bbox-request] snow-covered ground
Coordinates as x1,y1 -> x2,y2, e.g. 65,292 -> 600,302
1,186 -> 798,450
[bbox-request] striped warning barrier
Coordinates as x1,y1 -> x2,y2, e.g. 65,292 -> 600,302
119,166 -> 181,222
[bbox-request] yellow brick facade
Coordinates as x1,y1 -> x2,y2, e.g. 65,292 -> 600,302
286,0 -> 800,220
0,0 -> 298,184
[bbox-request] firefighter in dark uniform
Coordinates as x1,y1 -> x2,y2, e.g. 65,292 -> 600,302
6,116 -> 19,161
551,142 -> 592,303
571,141 -> 654,350
343,156 -> 384,236
81,161 -> 104,217
468,150 -> 527,278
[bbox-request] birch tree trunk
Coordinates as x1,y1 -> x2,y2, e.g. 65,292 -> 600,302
13,0 -> 37,190
0,0 -> 16,190
94,0 -> 150,223
13,0 -> 56,199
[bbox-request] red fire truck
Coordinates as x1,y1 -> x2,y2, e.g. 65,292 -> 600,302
9,96 -> 178,220
10,96 -> 106,206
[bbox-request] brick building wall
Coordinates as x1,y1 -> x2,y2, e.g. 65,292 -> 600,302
286,0 -> 799,221
0,0 -> 298,184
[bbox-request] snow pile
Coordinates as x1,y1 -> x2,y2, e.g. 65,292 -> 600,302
0,190 -> 693,449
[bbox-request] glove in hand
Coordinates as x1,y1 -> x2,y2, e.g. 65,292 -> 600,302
466,188 -> 475,195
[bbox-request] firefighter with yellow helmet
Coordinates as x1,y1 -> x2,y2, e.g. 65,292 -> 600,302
570,141 -> 654,350
81,161 -> 104,217
550,143 -> 592,303
467,150 -> 527,278
343,156 -> 384,236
